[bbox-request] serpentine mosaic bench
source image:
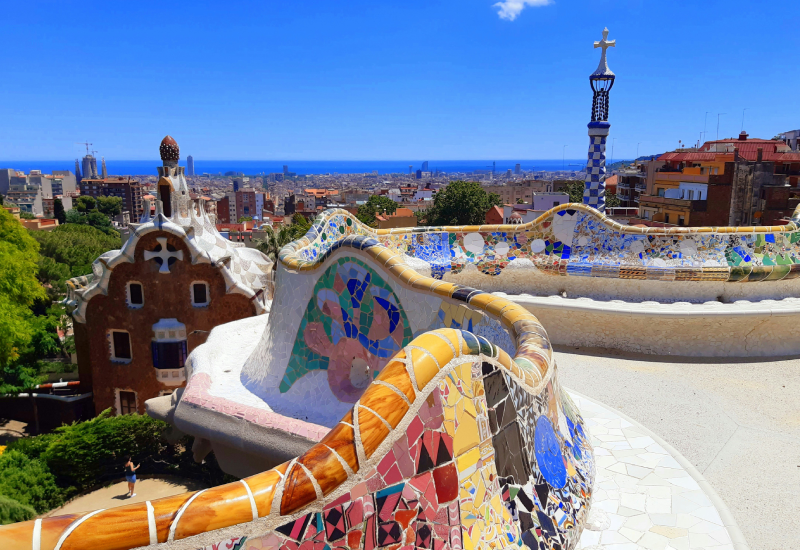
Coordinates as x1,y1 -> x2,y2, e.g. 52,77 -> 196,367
7,203 -> 797,550
2,208 -> 599,550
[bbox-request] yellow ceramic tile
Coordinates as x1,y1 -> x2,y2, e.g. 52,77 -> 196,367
483,298 -> 509,318
408,347 -> 440,391
462,397 -> 478,419
470,520 -> 485,549
466,293 -> 502,310
443,419 -> 455,435
412,333 -> 457,370
453,407 -> 480,457
456,446 -> 481,471
432,282 -> 457,298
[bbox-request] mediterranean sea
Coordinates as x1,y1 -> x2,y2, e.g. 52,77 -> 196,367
0,159 -> 591,177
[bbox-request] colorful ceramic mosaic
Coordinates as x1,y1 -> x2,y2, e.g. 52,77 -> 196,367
201,336 -> 592,550
287,206 -> 800,282
284,257 -> 414,402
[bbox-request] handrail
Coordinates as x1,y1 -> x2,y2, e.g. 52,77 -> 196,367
1,213 -> 556,549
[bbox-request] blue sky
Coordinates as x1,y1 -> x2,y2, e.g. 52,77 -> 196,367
1,0 -> 798,161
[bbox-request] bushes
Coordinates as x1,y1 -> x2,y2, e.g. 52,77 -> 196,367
0,451 -> 63,513
0,494 -> 36,525
0,410 -> 235,521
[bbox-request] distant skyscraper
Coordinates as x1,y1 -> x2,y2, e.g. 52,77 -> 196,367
415,169 -> 422,180
75,159 -> 82,183
583,28 -> 616,214
409,165 -> 413,175
283,165 -> 289,175
101,156 -> 107,178
187,155 -> 195,176
492,161 -> 496,176
233,177 -> 241,192
507,169 -> 512,179
515,163 -> 521,175
422,161 -> 429,172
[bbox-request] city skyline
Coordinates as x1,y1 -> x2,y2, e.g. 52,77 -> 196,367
1,1 -> 798,161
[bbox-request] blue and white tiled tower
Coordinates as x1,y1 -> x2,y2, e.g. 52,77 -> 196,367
583,28 -> 616,213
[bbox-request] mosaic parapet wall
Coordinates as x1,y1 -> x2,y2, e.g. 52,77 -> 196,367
290,205 -> 800,282
1,209 -> 595,550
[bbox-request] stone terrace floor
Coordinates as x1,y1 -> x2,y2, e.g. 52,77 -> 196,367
557,347 -> 800,550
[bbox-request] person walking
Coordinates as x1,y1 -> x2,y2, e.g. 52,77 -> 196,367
124,456 -> 140,498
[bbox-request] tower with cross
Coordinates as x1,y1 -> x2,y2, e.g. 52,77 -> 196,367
582,27 -> 616,213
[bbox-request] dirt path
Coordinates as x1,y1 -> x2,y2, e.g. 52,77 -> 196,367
46,476 -> 209,516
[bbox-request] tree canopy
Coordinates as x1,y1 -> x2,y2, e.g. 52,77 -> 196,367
563,180 -> 620,208
31,224 -> 120,283
419,181 -> 500,226
0,208 -> 48,388
67,196 -> 120,237
356,195 -> 397,227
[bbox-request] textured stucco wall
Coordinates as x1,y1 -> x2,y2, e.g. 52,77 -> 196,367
441,259 -> 800,304
507,293 -> 800,357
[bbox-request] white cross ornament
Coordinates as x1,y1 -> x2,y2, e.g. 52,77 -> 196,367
144,237 -> 183,273
593,27 -> 615,74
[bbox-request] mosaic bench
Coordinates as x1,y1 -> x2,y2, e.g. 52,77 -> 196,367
1,209 -> 597,550
9,202 -> 796,550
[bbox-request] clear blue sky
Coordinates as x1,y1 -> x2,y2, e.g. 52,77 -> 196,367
1,1 -> 798,161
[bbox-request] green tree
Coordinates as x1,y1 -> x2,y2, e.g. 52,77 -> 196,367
255,225 -> 293,267
562,180 -> 621,208
31,224 -> 120,279
0,451 -> 63,514
238,216 -> 253,223
0,493 -> 36,525
563,180 -> 585,203
19,212 -> 35,220
0,208 -> 47,385
96,196 -> 122,218
254,215 -> 312,268
53,198 -> 66,224
356,195 -> 397,227
64,208 -> 119,238
74,196 -> 97,213
419,181 -> 501,226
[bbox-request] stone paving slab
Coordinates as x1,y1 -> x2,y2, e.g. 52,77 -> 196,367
569,391 -> 747,550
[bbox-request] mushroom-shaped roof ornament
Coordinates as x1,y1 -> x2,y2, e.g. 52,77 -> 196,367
160,136 -> 180,163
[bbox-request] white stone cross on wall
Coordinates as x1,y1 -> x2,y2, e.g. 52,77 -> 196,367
593,27 -> 615,73
144,237 -> 183,273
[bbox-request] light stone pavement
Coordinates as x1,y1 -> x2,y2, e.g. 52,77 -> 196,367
570,391 -> 741,550
557,347 -> 800,550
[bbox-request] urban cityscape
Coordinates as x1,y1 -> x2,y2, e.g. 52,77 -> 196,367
0,3 -> 797,550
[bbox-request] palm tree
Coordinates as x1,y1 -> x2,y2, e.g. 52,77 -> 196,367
255,225 -> 293,268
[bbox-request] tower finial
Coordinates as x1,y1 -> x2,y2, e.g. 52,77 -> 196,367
591,27 -> 616,77
160,136 -> 180,165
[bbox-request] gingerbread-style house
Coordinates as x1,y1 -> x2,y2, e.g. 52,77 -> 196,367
66,136 -> 272,415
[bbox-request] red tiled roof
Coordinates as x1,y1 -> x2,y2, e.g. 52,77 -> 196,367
659,138 -> 800,163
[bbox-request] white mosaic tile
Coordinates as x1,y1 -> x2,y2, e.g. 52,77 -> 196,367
569,391 -> 743,550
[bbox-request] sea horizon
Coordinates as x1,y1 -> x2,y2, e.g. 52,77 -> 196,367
0,159 -> 606,177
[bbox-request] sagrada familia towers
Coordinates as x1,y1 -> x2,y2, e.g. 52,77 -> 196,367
583,28 -> 616,213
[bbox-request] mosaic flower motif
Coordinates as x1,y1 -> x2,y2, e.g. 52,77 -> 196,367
282,258 -> 414,402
